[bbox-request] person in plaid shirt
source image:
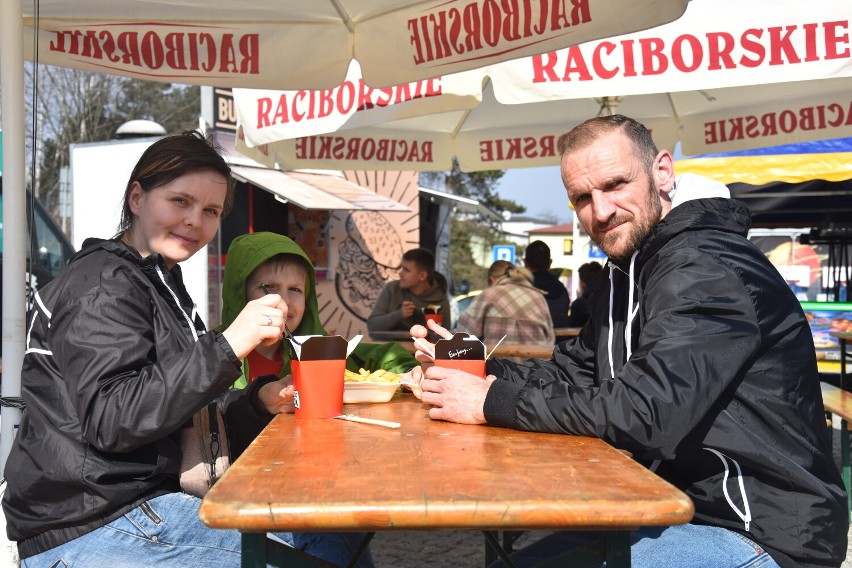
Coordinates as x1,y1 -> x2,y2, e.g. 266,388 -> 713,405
456,260 -> 555,360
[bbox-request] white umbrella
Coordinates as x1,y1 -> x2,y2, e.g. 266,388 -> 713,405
1,0 -> 692,469
233,0 -> 852,171
19,0 -> 689,90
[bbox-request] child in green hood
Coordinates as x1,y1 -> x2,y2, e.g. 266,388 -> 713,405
220,231 -> 406,566
220,232 -> 419,396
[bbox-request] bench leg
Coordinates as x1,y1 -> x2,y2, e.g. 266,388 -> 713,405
241,533 -> 267,568
605,532 -> 631,568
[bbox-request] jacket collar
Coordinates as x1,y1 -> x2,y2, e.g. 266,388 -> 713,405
609,198 -> 751,274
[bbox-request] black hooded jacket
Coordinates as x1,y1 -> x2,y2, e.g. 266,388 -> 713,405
531,269 -> 571,328
3,238 -> 273,557
484,198 -> 846,567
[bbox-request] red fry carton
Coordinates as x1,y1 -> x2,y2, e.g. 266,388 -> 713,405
434,332 -> 486,379
289,335 -> 361,418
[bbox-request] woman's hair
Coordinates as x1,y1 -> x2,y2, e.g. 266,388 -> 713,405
116,130 -> 234,233
488,260 -> 533,285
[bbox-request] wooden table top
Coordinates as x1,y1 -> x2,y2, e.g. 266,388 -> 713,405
391,340 -> 555,360
821,382 -> 852,418
200,397 -> 693,534
491,343 -> 554,359
554,327 -> 582,338
830,331 -> 852,341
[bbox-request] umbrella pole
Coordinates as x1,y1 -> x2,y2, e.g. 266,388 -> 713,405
0,0 -> 27,473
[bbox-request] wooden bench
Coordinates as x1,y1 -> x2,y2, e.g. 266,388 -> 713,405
820,382 -> 852,522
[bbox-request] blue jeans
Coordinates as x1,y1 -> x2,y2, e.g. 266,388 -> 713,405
490,524 -> 780,568
21,493 -> 374,568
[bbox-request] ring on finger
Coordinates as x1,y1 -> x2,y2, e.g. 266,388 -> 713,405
266,315 -> 273,326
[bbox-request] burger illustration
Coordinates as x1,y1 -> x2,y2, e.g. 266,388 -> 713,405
335,211 -> 403,320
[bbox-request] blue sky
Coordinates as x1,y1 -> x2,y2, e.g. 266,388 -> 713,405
494,166 -> 572,223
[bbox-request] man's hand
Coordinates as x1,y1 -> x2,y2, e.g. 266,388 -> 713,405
400,367 -> 424,399
420,365 -> 494,425
401,300 -> 418,319
410,320 -> 453,366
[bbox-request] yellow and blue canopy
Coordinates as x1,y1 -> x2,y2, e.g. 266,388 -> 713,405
676,137 -> 852,186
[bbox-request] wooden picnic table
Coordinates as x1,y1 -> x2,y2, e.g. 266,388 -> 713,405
387,338 -> 555,360
554,327 -> 582,338
820,381 -> 852,521
200,396 -> 694,567
830,330 -> 851,389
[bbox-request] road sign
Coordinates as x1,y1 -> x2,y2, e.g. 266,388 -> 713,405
588,244 -> 607,259
492,245 -> 515,264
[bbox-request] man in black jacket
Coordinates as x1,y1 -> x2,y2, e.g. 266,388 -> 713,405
567,261 -> 602,327
414,115 -> 847,568
523,240 -> 570,329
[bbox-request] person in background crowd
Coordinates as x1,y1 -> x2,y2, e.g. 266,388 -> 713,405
412,115 -> 846,568
567,261 -> 603,327
523,240 -> 570,328
456,260 -> 555,356
367,247 -> 451,333
3,131 -> 370,568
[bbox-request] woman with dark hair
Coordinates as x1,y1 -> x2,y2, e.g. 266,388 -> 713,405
3,131 -> 372,567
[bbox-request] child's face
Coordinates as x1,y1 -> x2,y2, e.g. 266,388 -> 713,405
246,262 -> 308,332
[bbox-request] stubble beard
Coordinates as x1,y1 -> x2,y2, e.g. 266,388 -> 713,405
594,180 -> 662,262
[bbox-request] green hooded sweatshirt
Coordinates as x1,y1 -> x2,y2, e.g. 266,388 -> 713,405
219,232 -> 417,388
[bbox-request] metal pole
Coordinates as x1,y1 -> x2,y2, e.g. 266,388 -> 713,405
1,0 -> 28,473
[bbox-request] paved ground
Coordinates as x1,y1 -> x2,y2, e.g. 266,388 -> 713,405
370,530 -> 549,568
370,421 -> 852,567
371,527 -> 852,567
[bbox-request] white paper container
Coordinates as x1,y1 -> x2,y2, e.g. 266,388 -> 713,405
343,381 -> 401,403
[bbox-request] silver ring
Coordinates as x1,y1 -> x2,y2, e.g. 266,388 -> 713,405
266,315 -> 273,326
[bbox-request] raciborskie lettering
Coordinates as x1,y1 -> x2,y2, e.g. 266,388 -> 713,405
48,27 -> 259,75
704,99 -> 852,146
294,136 -> 435,164
408,0 -> 591,65
255,78 -> 443,129
531,20 -> 850,82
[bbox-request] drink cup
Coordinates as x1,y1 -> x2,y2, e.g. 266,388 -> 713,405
292,358 -> 345,418
424,313 -> 443,326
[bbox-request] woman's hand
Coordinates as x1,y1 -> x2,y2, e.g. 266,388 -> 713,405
222,294 -> 288,359
258,376 -> 296,414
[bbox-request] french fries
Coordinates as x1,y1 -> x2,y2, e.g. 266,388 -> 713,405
344,368 -> 400,383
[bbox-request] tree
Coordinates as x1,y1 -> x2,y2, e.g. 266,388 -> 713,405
420,158 -> 524,292
14,65 -> 199,221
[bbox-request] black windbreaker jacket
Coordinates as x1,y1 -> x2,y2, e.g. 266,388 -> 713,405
4,238 -> 272,558
484,198 -> 847,567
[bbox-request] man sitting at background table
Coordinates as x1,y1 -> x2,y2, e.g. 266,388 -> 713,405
523,240 -> 571,329
367,247 -> 451,333
567,260 -> 602,328
411,115 -> 846,568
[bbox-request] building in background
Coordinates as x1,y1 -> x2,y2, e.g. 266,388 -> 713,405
500,212 -> 553,247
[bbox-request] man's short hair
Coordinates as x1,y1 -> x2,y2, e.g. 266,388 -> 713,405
524,240 -> 552,271
402,248 -> 435,277
557,114 -> 659,173
578,261 -> 603,284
